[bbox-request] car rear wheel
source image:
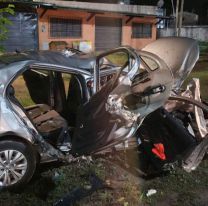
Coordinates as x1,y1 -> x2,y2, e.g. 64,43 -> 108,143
0,140 -> 37,190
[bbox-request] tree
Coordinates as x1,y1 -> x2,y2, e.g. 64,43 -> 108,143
0,4 -> 15,52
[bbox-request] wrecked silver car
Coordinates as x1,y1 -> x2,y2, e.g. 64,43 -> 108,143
0,36 -> 205,190
0,45 -> 173,189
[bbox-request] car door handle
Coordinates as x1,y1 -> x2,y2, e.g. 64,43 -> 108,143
143,85 -> 166,96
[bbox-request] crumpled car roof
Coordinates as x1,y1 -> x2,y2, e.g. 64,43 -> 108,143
0,51 -> 96,71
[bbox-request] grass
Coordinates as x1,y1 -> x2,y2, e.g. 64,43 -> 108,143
141,159 -> 208,206
12,76 -> 35,107
106,53 -> 128,66
186,70 -> 208,101
0,158 -> 142,206
183,53 -> 208,101
12,73 -> 71,107
199,41 -> 208,54
1,154 -> 208,206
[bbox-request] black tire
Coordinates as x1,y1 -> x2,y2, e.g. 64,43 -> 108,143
0,140 -> 37,190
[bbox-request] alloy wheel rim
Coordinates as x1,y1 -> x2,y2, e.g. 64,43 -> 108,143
0,150 -> 27,186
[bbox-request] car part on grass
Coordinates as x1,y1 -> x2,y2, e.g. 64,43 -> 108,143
146,189 -> 157,197
136,107 -> 197,174
54,173 -> 105,206
163,78 -> 208,172
182,137 -> 208,172
166,78 -> 208,139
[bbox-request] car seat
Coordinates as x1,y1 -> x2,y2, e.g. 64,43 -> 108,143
8,85 -> 71,149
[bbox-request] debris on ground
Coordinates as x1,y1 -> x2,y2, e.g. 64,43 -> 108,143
146,189 -> 157,197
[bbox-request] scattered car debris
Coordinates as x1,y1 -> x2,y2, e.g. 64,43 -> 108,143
146,189 -> 157,197
53,173 -> 105,206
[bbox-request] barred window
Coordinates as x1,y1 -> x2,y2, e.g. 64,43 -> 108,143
50,18 -> 82,38
132,23 -> 152,38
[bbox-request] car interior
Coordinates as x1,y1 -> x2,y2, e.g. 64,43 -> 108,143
7,51 -> 141,153
7,50 -> 132,153
9,67 -> 87,151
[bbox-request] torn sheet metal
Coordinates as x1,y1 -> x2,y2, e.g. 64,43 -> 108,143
165,78 -> 208,139
142,37 -> 199,92
183,137 -> 208,172
72,50 -> 173,155
54,173 -> 104,206
163,77 -> 208,172
106,76 -> 140,127
191,78 -> 208,138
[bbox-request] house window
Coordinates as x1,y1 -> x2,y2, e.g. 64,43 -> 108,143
132,23 -> 152,38
50,18 -> 82,38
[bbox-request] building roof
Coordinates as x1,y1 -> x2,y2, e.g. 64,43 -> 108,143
34,0 -> 167,18
1,1 -> 172,19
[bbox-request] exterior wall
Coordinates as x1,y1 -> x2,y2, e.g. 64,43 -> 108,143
158,26 -> 208,42
37,8 -> 157,51
122,16 -> 157,50
37,8 -> 95,50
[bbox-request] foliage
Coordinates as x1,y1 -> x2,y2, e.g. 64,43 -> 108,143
199,41 -> 208,54
0,4 -> 15,52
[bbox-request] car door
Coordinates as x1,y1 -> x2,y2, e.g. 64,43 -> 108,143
72,47 -> 174,155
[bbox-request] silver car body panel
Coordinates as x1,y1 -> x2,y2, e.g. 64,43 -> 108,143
0,59 -> 92,161
165,78 -> 208,139
72,48 -> 174,155
142,37 -> 199,91
0,61 -> 35,142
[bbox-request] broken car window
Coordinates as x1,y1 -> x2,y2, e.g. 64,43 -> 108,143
99,51 -> 131,88
140,56 -> 159,71
12,75 -> 35,107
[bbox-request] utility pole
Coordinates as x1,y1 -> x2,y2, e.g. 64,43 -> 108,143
171,0 -> 175,16
175,0 -> 179,36
178,0 -> 184,36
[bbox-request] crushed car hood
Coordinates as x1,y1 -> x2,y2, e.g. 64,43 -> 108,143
142,37 -> 199,91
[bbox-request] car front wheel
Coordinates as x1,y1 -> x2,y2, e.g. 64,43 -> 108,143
0,140 -> 37,190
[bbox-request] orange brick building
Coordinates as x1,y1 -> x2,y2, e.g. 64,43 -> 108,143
36,0 -> 164,51
2,1 -> 166,52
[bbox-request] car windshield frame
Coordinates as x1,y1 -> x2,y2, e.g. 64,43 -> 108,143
140,55 -> 159,71
94,47 -> 140,93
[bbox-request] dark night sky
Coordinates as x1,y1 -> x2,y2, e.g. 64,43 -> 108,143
130,0 -> 208,15
130,0 -> 208,23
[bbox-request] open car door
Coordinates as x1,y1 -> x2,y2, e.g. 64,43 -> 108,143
72,47 -> 174,155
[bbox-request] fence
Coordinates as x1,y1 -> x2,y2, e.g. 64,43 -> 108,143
158,26 -> 208,42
